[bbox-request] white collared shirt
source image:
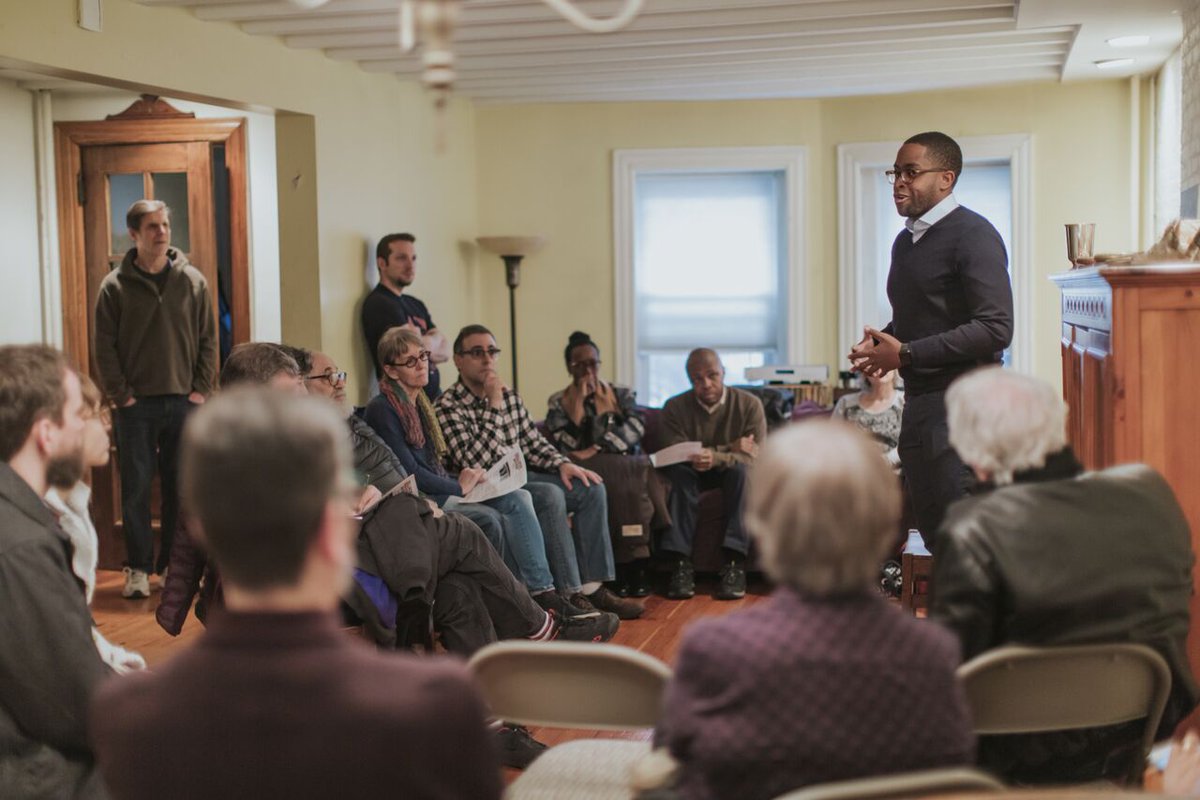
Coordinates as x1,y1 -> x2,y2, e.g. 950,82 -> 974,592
697,386 -> 727,415
905,193 -> 959,243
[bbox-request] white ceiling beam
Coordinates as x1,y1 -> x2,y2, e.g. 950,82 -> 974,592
199,0 -> 1008,24
444,45 -> 1069,87
461,64 -> 1062,102
349,20 -> 1046,69
454,53 -> 1066,92
352,28 -> 1070,73
283,6 -> 1014,50
237,0 -> 1012,35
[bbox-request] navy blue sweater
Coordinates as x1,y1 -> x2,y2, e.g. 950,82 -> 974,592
885,205 -> 1013,395
363,395 -> 460,504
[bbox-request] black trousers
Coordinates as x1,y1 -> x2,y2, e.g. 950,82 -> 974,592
114,395 -> 190,574
429,511 -> 547,656
658,462 -> 749,558
897,390 -> 973,551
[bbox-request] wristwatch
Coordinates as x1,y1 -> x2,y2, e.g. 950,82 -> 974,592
898,342 -> 913,368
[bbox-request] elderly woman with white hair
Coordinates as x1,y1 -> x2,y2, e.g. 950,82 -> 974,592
652,419 -> 974,800
932,366 -> 1197,784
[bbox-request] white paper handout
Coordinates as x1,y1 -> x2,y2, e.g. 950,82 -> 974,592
460,447 -> 528,503
649,441 -> 703,468
352,474 -> 418,519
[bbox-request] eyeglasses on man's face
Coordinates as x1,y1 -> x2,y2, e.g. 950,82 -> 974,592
305,370 -> 347,387
884,167 -> 948,185
458,346 -> 502,361
390,350 -> 431,370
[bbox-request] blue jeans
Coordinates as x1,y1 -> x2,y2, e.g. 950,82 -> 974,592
445,489 -> 556,594
114,395 -> 191,574
526,471 -> 615,586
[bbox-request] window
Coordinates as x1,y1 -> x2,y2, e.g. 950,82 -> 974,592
838,135 -> 1031,372
614,148 -> 806,407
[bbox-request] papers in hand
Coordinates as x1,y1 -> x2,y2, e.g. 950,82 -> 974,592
352,475 -> 418,519
650,441 -> 703,468
459,448 -> 528,503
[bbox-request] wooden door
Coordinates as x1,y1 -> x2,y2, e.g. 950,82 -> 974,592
79,141 -> 221,569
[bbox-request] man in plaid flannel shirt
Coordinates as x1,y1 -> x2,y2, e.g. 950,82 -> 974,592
436,325 -> 644,620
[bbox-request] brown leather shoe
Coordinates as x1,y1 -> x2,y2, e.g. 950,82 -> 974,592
574,586 -> 644,620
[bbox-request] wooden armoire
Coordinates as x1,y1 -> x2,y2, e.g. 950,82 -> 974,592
1052,264 -> 1200,681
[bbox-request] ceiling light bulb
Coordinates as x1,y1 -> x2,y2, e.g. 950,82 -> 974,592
1107,35 -> 1150,48
1095,58 -> 1135,70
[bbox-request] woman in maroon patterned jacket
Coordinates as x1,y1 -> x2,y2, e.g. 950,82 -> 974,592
654,420 -> 975,800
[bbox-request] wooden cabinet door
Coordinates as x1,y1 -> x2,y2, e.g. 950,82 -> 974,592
80,141 -> 218,569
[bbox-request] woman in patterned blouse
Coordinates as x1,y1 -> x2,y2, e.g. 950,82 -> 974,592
545,332 -> 668,597
832,369 -> 904,471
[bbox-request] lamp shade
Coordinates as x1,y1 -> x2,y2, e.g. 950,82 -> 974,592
476,236 -> 546,257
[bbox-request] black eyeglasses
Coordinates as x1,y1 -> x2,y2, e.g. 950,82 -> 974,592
304,370 -> 347,387
570,359 -> 601,370
457,347 -> 502,360
884,167 -> 948,185
389,351 -> 431,369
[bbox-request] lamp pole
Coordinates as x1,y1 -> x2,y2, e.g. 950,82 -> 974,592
502,254 -> 523,393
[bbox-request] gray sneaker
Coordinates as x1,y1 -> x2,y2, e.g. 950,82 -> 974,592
534,590 -> 601,620
549,608 -> 619,643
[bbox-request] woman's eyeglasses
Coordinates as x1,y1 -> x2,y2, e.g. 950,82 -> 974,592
389,351 -> 432,370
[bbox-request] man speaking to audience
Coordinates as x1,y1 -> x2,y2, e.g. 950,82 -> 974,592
850,131 -> 1012,548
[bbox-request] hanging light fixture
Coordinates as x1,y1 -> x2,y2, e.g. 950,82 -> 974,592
292,0 -> 645,109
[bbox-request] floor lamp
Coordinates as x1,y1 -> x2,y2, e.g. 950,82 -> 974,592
476,236 -> 545,393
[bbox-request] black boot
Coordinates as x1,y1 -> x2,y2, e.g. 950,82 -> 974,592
628,559 -> 651,597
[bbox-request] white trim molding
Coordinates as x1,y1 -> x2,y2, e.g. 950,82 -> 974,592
612,145 -> 807,388
34,89 -> 62,348
837,133 -> 1033,373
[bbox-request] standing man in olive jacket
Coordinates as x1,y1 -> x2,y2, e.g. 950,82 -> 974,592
0,345 -> 109,799
94,200 -> 216,599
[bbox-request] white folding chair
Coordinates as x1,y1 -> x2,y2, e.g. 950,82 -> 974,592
957,643 -> 1172,785
468,640 -> 671,800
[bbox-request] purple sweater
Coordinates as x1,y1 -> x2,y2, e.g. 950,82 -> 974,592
655,588 -> 975,800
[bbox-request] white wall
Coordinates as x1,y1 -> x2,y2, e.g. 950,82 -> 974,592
52,92 -> 281,342
0,79 -> 43,345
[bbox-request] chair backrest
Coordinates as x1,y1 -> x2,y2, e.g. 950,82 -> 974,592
467,640 -> 672,730
773,767 -> 1004,800
956,643 -> 1171,783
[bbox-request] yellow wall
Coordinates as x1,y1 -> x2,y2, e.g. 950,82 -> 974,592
0,0 -> 479,401
476,80 -> 1136,408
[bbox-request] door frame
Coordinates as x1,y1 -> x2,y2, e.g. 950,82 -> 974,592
54,114 -> 252,374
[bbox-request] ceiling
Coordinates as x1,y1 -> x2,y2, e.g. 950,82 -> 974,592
45,0 -> 1194,103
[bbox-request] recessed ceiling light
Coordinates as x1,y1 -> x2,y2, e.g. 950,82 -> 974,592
1095,58 -> 1135,70
1107,35 -> 1150,48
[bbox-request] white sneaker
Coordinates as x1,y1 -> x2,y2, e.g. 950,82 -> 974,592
122,567 -> 150,599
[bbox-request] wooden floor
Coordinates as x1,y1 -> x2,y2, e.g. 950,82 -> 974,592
92,570 -> 769,782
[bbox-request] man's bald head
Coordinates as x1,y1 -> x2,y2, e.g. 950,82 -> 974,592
685,348 -> 725,406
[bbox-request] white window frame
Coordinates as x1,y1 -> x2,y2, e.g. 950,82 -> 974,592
612,146 -> 807,389
836,134 -> 1033,373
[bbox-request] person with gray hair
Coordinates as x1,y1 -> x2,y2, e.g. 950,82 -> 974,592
932,366 -> 1198,785
654,420 -> 974,800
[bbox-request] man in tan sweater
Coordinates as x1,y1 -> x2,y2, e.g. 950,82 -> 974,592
657,349 -> 766,600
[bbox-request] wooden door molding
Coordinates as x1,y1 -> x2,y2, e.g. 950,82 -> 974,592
54,117 -> 251,374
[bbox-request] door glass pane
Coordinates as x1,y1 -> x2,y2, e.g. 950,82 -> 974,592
108,173 -> 143,255
151,172 -> 190,252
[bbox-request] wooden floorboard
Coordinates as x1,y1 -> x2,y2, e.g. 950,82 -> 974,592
91,570 -> 771,784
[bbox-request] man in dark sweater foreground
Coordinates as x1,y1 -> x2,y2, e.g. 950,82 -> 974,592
850,131 -> 1013,549
92,388 -> 502,800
